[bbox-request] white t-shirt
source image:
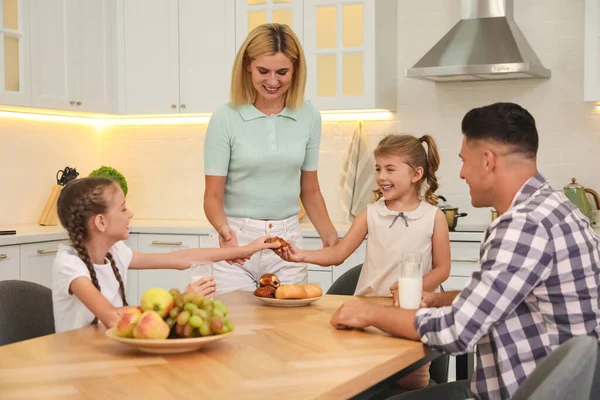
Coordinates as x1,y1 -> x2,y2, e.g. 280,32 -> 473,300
52,241 -> 133,333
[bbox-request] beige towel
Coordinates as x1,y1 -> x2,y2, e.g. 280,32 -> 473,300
339,122 -> 377,222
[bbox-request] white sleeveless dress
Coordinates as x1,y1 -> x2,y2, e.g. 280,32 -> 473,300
354,199 -> 438,297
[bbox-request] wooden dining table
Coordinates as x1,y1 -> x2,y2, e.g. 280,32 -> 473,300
0,292 -> 437,400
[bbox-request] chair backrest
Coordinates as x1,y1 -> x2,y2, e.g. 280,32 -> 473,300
0,280 -> 55,346
512,336 -> 598,400
589,344 -> 600,400
326,264 -> 363,295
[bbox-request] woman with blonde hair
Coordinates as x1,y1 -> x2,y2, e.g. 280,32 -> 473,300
203,23 -> 338,293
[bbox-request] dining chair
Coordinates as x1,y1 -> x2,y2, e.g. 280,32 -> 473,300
511,335 -> 597,400
0,280 -> 55,346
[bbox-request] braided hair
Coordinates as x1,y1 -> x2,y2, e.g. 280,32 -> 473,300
57,177 -> 128,324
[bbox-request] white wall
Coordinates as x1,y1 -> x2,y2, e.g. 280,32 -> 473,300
2,0 -> 600,228
0,118 -> 102,226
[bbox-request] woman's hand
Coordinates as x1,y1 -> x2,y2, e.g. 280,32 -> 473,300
275,242 -> 307,263
184,276 -> 216,298
218,225 -> 247,265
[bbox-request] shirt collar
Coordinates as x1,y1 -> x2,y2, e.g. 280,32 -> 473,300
238,104 -> 298,121
509,172 -> 549,209
373,199 -> 429,220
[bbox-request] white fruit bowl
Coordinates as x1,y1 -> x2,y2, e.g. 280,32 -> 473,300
105,328 -> 233,354
254,295 -> 322,307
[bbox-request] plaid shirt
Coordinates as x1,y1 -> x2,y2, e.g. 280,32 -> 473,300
415,173 -> 600,400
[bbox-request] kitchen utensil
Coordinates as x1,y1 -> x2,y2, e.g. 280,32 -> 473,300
563,178 -> 600,222
105,328 -> 232,354
38,166 -> 79,226
438,195 -> 467,231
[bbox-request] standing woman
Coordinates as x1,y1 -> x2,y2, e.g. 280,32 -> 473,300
204,23 -> 338,293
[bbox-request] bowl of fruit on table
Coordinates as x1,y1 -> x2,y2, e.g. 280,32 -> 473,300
105,288 -> 233,354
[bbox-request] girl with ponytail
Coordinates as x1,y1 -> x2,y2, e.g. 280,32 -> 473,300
277,133 -> 450,390
52,177 -> 280,333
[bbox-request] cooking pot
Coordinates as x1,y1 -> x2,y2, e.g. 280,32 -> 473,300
563,178 -> 600,222
438,195 -> 467,231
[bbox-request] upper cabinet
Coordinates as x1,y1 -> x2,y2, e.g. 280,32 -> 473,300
235,0 -> 303,50
584,0 -> 600,101
29,0 -> 115,113
0,0 -> 30,106
120,0 -> 235,115
303,0 -> 397,111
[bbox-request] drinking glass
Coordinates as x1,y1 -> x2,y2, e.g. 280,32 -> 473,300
397,253 -> 423,309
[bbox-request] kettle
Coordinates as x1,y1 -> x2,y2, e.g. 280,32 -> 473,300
563,178 -> 600,221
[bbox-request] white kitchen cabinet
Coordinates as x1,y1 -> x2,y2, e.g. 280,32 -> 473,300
19,240 -> 69,288
235,0 -> 303,51
120,0 -> 235,115
0,245 -> 20,281
29,0 -> 114,112
179,0 -> 235,114
584,0 -> 600,101
124,233 -> 139,305
308,270 -> 332,293
445,240 -> 480,291
303,0 -> 397,111
0,0 -> 31,106
136,234 -> 200,295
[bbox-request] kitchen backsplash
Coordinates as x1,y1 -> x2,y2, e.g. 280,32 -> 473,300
2,0 -> 600,228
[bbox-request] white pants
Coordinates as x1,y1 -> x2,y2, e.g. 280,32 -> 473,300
214,215 -> 307,294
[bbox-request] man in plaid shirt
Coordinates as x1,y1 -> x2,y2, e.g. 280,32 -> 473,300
331,102 -> 600,400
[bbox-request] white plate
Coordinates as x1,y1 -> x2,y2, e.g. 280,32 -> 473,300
105,327 -> 233,354
254,295 -> 322,307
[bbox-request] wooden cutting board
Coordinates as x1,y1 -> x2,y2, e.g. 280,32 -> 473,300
38,184 -> 62,226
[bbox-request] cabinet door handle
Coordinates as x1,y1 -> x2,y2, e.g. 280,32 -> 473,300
70,100 -> 76,105
451,258 -> 479,263
0,254 -> 7,260
37,249 -> 58,255
180,104 -> 186,109
151,241 -> 183,246
76,101 -> 82,106
171,104 -> 177,109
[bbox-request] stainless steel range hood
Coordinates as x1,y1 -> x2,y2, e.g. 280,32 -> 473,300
405,0 -> 550,82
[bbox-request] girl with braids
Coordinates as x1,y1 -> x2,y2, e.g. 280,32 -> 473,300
276,134 -> 450,390
52,177 -> 280,333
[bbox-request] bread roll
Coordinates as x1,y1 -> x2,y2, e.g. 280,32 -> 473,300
303,284 -> 322,298
275,284 -> 307,299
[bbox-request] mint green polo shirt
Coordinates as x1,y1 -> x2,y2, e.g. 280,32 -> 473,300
204,101 -> 322,220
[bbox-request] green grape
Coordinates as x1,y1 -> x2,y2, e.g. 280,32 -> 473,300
175,323 -> 185,338
165,317 -> 176,328
169,307 -> 180,319
193,309 -> 209,319
183,303 -> 199,313
213,300 -> 228,315
183,293 -> 196,304
210,317 -> 224,334
188,315 -> 203,328
174,294 -> 184,308
212,308 -> 225,318
193,294 -> 205,307
176,310 -> 190,325
199,321 -> 210,336
168,288 -> 181,298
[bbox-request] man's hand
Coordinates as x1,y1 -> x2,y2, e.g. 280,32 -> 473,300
218,225 -> 247,265
330,300 -> 377,330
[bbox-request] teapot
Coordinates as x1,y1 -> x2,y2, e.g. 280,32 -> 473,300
563,178 -> 600,221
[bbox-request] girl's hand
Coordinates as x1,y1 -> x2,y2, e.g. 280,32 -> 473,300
246,236 -> 281,254
218,225 -> 247,265
184,276 -> 216,298
276,242 -> 307,263
390,282 -> 399,306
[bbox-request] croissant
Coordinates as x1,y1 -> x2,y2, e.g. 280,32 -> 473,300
254,285 -> 277,298
259,273 -> 281,288
265,236 -> 290,248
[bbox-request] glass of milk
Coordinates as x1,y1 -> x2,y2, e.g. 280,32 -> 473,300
397,253 -> 423,309
189,261 -> 213,284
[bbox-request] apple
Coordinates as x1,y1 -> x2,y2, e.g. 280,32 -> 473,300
114,307 -> 142,338
140,288 -> 174,318
133,311 -> 170,340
